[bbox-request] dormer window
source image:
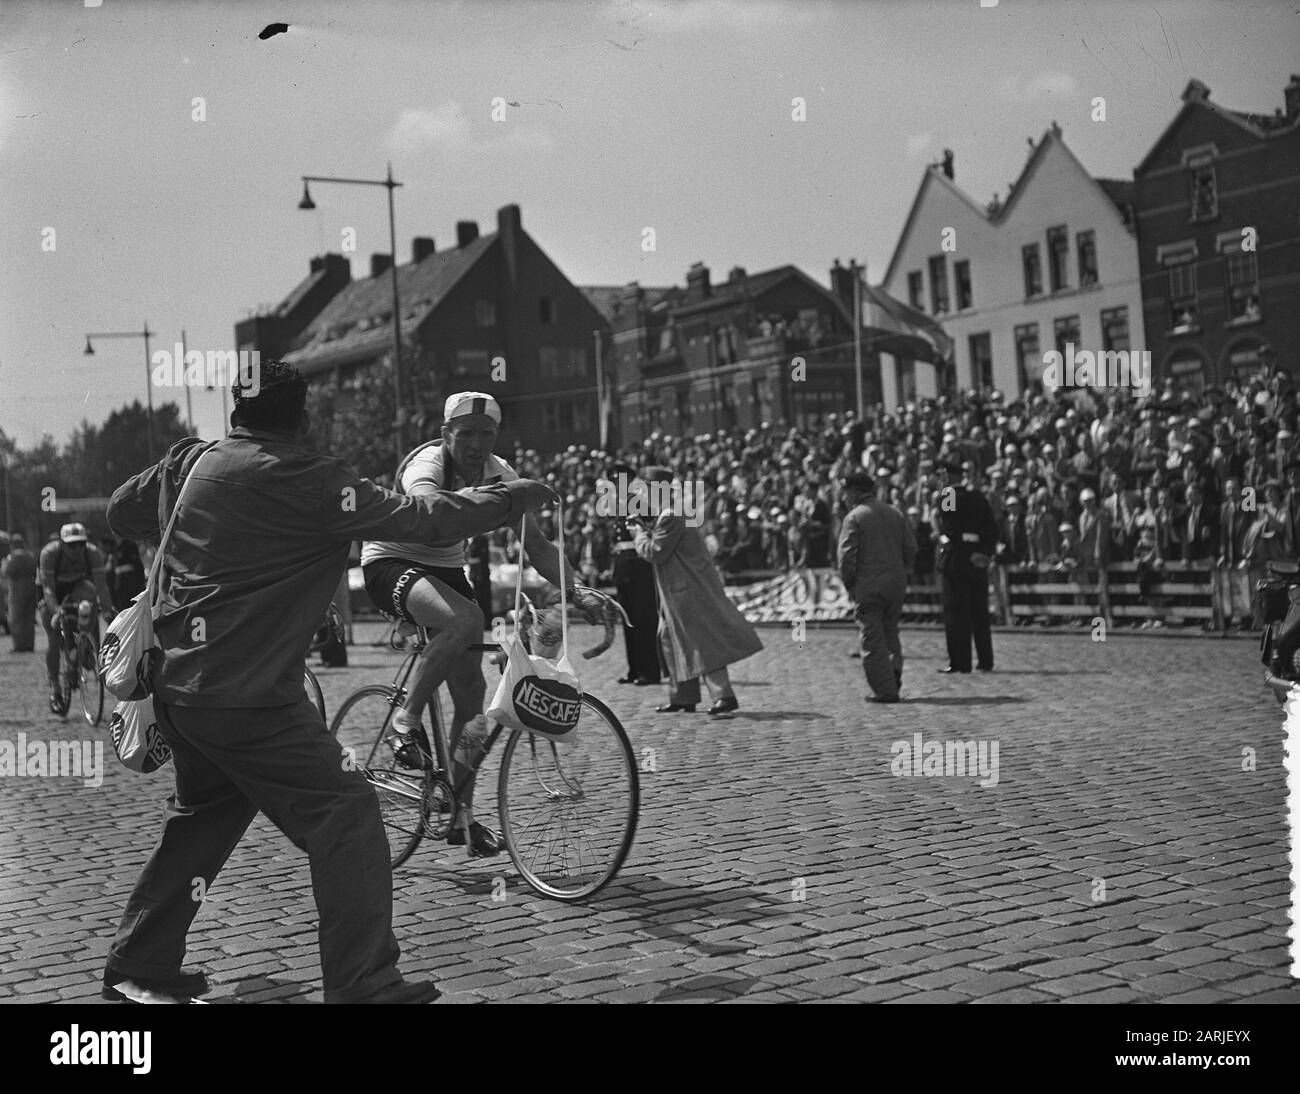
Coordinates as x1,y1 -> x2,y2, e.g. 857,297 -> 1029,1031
1191,166 -> 1218,220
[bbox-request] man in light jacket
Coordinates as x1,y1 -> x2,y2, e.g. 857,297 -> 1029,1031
100,361 -> 555,1005
634,466 -> 762,716
837,471 -> 916,704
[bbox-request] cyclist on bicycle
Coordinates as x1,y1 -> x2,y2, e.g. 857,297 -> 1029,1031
361,391 -> 603,857
38,522 -> 115,711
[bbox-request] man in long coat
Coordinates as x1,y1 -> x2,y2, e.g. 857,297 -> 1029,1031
634,466 -> 762,716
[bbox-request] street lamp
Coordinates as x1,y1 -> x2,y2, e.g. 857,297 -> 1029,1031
84,324 -> 156,462
297,164 -> 406,464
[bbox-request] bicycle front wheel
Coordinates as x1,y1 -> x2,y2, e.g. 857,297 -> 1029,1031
329,685 -> 428,869
78,633 -> 104,727
498,693 -> 639,901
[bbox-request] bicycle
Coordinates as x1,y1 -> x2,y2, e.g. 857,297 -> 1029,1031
302,601 -> 343,725
51,595 -> 105,726
329,596 -> 639,901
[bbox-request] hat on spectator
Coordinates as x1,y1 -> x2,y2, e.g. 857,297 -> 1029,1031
641,466 -> 673,483
1080,488 -> 1097,501
842,470 -> 875,494
59,522 -> 88,543
939,459 -> 964,475
1058,521 -> 1076,533
1005,494 -> 1023,506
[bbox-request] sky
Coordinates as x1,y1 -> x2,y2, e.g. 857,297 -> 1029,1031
2,0 -> 1297,447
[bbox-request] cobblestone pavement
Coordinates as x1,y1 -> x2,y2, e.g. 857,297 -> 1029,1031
1,621 -> 1294,1004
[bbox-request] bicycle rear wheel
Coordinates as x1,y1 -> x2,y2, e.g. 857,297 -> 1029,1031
497,693 -> 639,901
303,668 -> 326,724
77,632 -> 104,727
329,685 -> 429,869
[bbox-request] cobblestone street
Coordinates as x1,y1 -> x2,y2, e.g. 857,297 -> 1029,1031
1,623 -> 1294,1004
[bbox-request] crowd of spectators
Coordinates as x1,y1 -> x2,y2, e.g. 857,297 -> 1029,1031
497,365 -> 1299,631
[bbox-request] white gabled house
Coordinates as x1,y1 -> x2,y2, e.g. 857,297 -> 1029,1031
877,127 -> 1146,407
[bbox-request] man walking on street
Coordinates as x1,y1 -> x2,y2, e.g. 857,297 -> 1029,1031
837,471 -> 916,704
100,362 -> 556,1005
936,461 -> 998,673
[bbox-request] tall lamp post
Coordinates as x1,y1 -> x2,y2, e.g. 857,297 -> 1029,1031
297,164 -> 406,464
84,324 -> 156,462
850,259 -> 865,422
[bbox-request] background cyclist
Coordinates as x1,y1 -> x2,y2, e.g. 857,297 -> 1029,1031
362,391 -> 603,857
38,522 -> 115,709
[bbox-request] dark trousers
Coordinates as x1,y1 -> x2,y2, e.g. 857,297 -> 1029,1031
942,566 -> 994,672
106,697 -> 402,1003
616,573 -> 660,683
855,589 -> 904,698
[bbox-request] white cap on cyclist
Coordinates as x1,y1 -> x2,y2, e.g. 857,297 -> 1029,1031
59,522 -> 88,543
444,391 -> 501,425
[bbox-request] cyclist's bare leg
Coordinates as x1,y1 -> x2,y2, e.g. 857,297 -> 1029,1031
444,647 -> 487,805
39,603 -> 60,684
399,575 -> 483,740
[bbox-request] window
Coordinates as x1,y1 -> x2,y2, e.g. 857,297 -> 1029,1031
907,271 -> 924,309
1168,262 -> 1198,332
657,324 -> 675,356
1053,315 -> 1080,358
969,332 -> 993,392
539,297 -> 555,324
453,350 -> 491,378
1022,244 -> 1043,298
1077,231 -> 1098,287
475,300 -> 496,327
541,399 -> 592,434
1101,307 -> 1130,353
1047,226 -> 1069,292
566,346 -> 588,377
928,256 -> 949,314
1225,250 -> 1261,323
1168,352 -> 1205,395
1014,323 -> 1040,393
1190,165 -> 1218,221
896,357 -> 916,403
954,261 -> 972,310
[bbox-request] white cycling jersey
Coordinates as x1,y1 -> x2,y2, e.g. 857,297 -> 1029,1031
360,441 -> 518,570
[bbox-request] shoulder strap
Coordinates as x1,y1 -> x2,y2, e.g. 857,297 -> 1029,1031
147,446 -> 214,611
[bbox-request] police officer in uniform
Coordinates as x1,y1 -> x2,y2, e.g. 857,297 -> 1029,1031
609,462 -> 661,685
936,460 -> 998,673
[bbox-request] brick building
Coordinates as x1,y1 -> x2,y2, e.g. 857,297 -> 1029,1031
1132,76 -> 1300,391
583,260 -> 883,445
239,204 -> 610,455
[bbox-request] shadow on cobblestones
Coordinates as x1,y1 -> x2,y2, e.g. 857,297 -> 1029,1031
899,696 -> 1028,706
655,974 -> 764,1001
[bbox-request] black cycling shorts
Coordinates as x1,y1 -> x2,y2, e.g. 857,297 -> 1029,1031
363,559 -> 475,625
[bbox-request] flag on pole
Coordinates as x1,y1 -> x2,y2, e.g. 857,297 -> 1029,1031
859,282 -> 954,366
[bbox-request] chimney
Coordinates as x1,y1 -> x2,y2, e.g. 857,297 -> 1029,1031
370,253 -> 392,278
942,149 -> 954,180
412,236 -> 436,263
498,204 -> 522,292
829,259 -> 855,312
456,220 -> 480,248
728,266 -> 747,283
1286,74 -> 1300,118
686,261 -> 711,302
1182,78 -> 1211,103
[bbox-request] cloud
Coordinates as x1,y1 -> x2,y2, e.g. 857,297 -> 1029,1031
602,0 -> 820,35
906,132 -> 932,158
385,102 -> 472,156
999,71 -> 1078,101
384,101 -> 554,160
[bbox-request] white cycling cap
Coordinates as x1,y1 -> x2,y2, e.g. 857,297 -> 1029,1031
444,391 -> 501,424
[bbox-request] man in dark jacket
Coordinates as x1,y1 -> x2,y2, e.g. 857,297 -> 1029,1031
609,466 -> 661,687
837,471 -> 916,703
936,461 -> 998,673
100,362 -> 555,1005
